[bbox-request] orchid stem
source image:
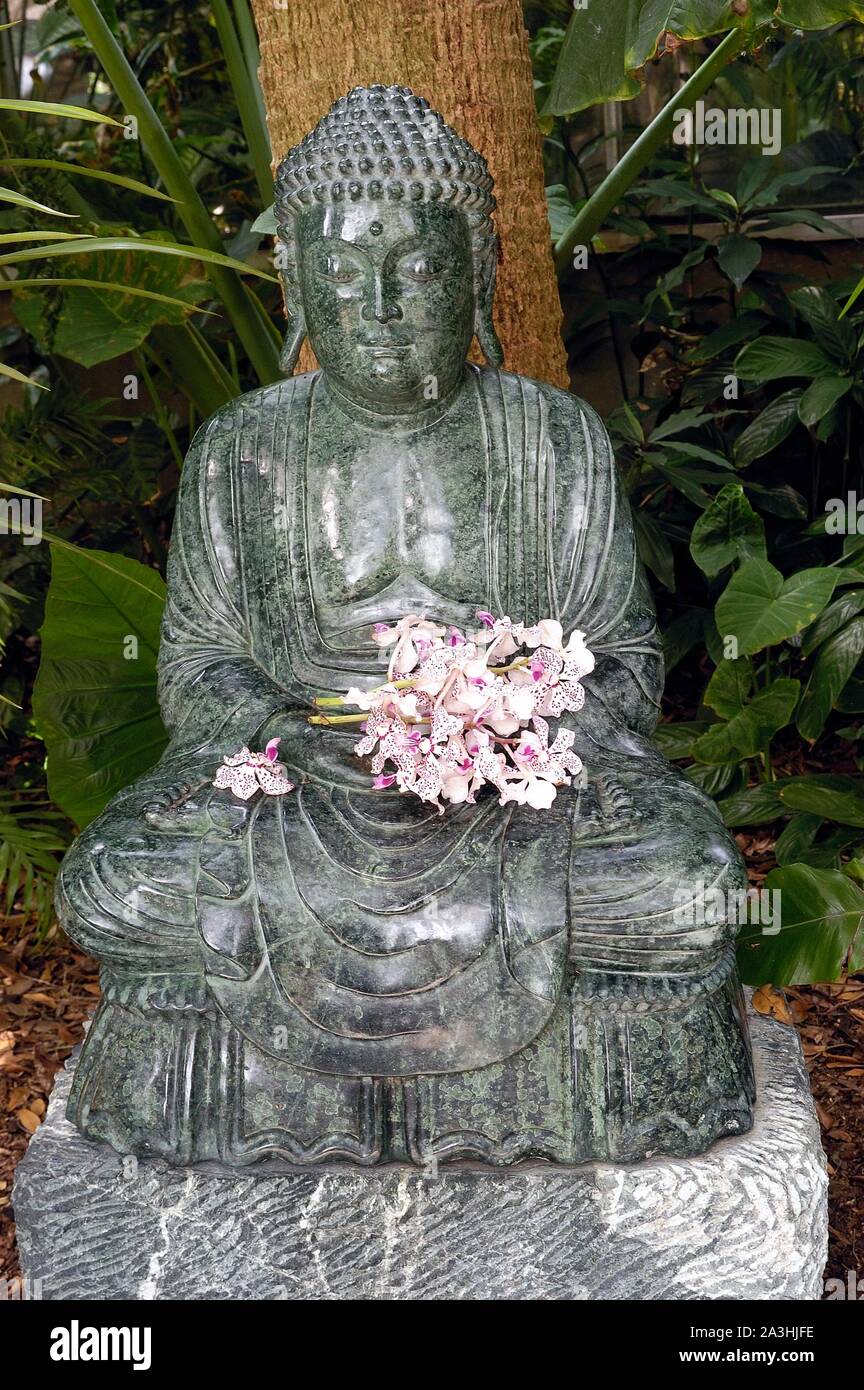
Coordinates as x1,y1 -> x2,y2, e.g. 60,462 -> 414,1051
308,713 -> 370,725
312,659 -> 531,710
308,713 -> 431,727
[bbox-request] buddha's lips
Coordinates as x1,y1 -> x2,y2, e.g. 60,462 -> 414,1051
360,344 -> 412,355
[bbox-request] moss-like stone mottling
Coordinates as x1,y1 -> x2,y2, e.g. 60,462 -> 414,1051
55,87 -> 754,1168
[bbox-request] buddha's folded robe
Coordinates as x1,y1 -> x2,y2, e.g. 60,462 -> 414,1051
157,365 -> 662,761
57,367 -> 742,1079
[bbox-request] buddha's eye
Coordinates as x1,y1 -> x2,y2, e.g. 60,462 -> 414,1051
318,254 -> 361,283
398,254 -> 444,283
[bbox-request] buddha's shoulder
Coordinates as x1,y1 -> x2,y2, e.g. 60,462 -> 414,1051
472,366 -> 608,440
192,373 -> 316,444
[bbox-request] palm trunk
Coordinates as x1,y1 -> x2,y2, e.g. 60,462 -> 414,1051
250,0 -> 568,387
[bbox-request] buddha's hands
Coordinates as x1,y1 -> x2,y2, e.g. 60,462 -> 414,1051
256,712 -> 377,790
105,972 -> 210,1014
142,777 -> 214,833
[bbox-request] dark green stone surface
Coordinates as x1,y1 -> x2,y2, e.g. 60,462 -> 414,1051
56,86 -> 754,1167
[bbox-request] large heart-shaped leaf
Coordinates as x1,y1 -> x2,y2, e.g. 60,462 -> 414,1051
13,242 -> 209,367
541,2 -> 863,118
797,617 -> 864,742
715,559 -> 838,655
703,656 -> 753,719
33,543 -> 167,828
737,863 -> 864,986
779,1 -> 864,27
693,677 -> 799,765
716,233 -> 761,290
689,482 -> 765,577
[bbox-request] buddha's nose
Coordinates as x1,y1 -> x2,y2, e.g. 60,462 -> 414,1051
361,301 -> 403,324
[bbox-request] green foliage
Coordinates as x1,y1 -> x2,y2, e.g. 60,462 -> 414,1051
690,484 -> 765,577
12,242 -> 211,366
572,29 -> 864,986
0,794 -> 69,932
542,1 -> 864,118
716,561 -> 838,656
32,543 -> 167,829
0,0 -> 281,921
737,863 -> 864,984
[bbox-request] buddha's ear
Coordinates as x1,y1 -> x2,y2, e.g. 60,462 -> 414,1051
279,306 -> 306,375
276,224 -> 307,375
473,227 -> 503,367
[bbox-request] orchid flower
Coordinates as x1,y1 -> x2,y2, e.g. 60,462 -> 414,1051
213,738 -> 295,800
330,612 -> 595,813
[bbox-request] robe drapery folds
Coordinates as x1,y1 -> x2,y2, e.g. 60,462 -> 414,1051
58,368 -> 745,1084
158,366 -> 663,757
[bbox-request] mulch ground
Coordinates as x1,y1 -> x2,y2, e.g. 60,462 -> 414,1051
738,824 -> 864,1290
1,895 -> 861,1295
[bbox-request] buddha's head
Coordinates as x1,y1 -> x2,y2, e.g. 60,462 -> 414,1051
274,85 -> 502,412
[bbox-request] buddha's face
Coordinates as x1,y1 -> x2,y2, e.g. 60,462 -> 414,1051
296,200 -> 475,412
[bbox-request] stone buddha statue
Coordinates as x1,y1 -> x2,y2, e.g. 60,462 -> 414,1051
56,86 -> 754,1168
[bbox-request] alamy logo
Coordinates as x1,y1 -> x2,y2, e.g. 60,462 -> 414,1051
49,1320 -> 152,1371
0,495 -> 42,545
673,880 -> 781,935
825,1269 -> 863,1300
825,492 -> 864,534
673,100 -> 781,156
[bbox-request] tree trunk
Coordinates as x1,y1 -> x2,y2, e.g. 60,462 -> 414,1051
250,0 -> 568,387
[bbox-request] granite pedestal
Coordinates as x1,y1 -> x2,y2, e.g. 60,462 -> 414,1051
13,1002 -> 828,1301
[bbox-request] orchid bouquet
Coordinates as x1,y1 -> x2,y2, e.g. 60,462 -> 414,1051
311,613 -> 595,812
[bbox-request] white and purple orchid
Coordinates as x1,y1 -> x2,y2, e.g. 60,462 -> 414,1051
329,613 -> 594,812
213,738 -> 295,800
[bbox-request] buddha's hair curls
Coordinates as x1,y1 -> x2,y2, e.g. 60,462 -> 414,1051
274,85 -> 502,372
274,84 -> 496,224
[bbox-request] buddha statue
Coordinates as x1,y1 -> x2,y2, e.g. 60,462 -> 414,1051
56,86 -> 754,1168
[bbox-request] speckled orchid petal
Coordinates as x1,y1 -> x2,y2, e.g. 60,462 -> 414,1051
214,742 -> 295,799
255,761 -> 295,796
223,746 -> 252,767
430,706 -> 464,745
563,629 -> 596,681
521,619 -> 564,651
225,765 -> 260,800
372,773 -> 397,789
413,753 -> 444,811
507,683 -> 538,722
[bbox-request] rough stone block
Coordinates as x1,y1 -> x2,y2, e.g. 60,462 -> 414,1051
13,1003 -> 828,1301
